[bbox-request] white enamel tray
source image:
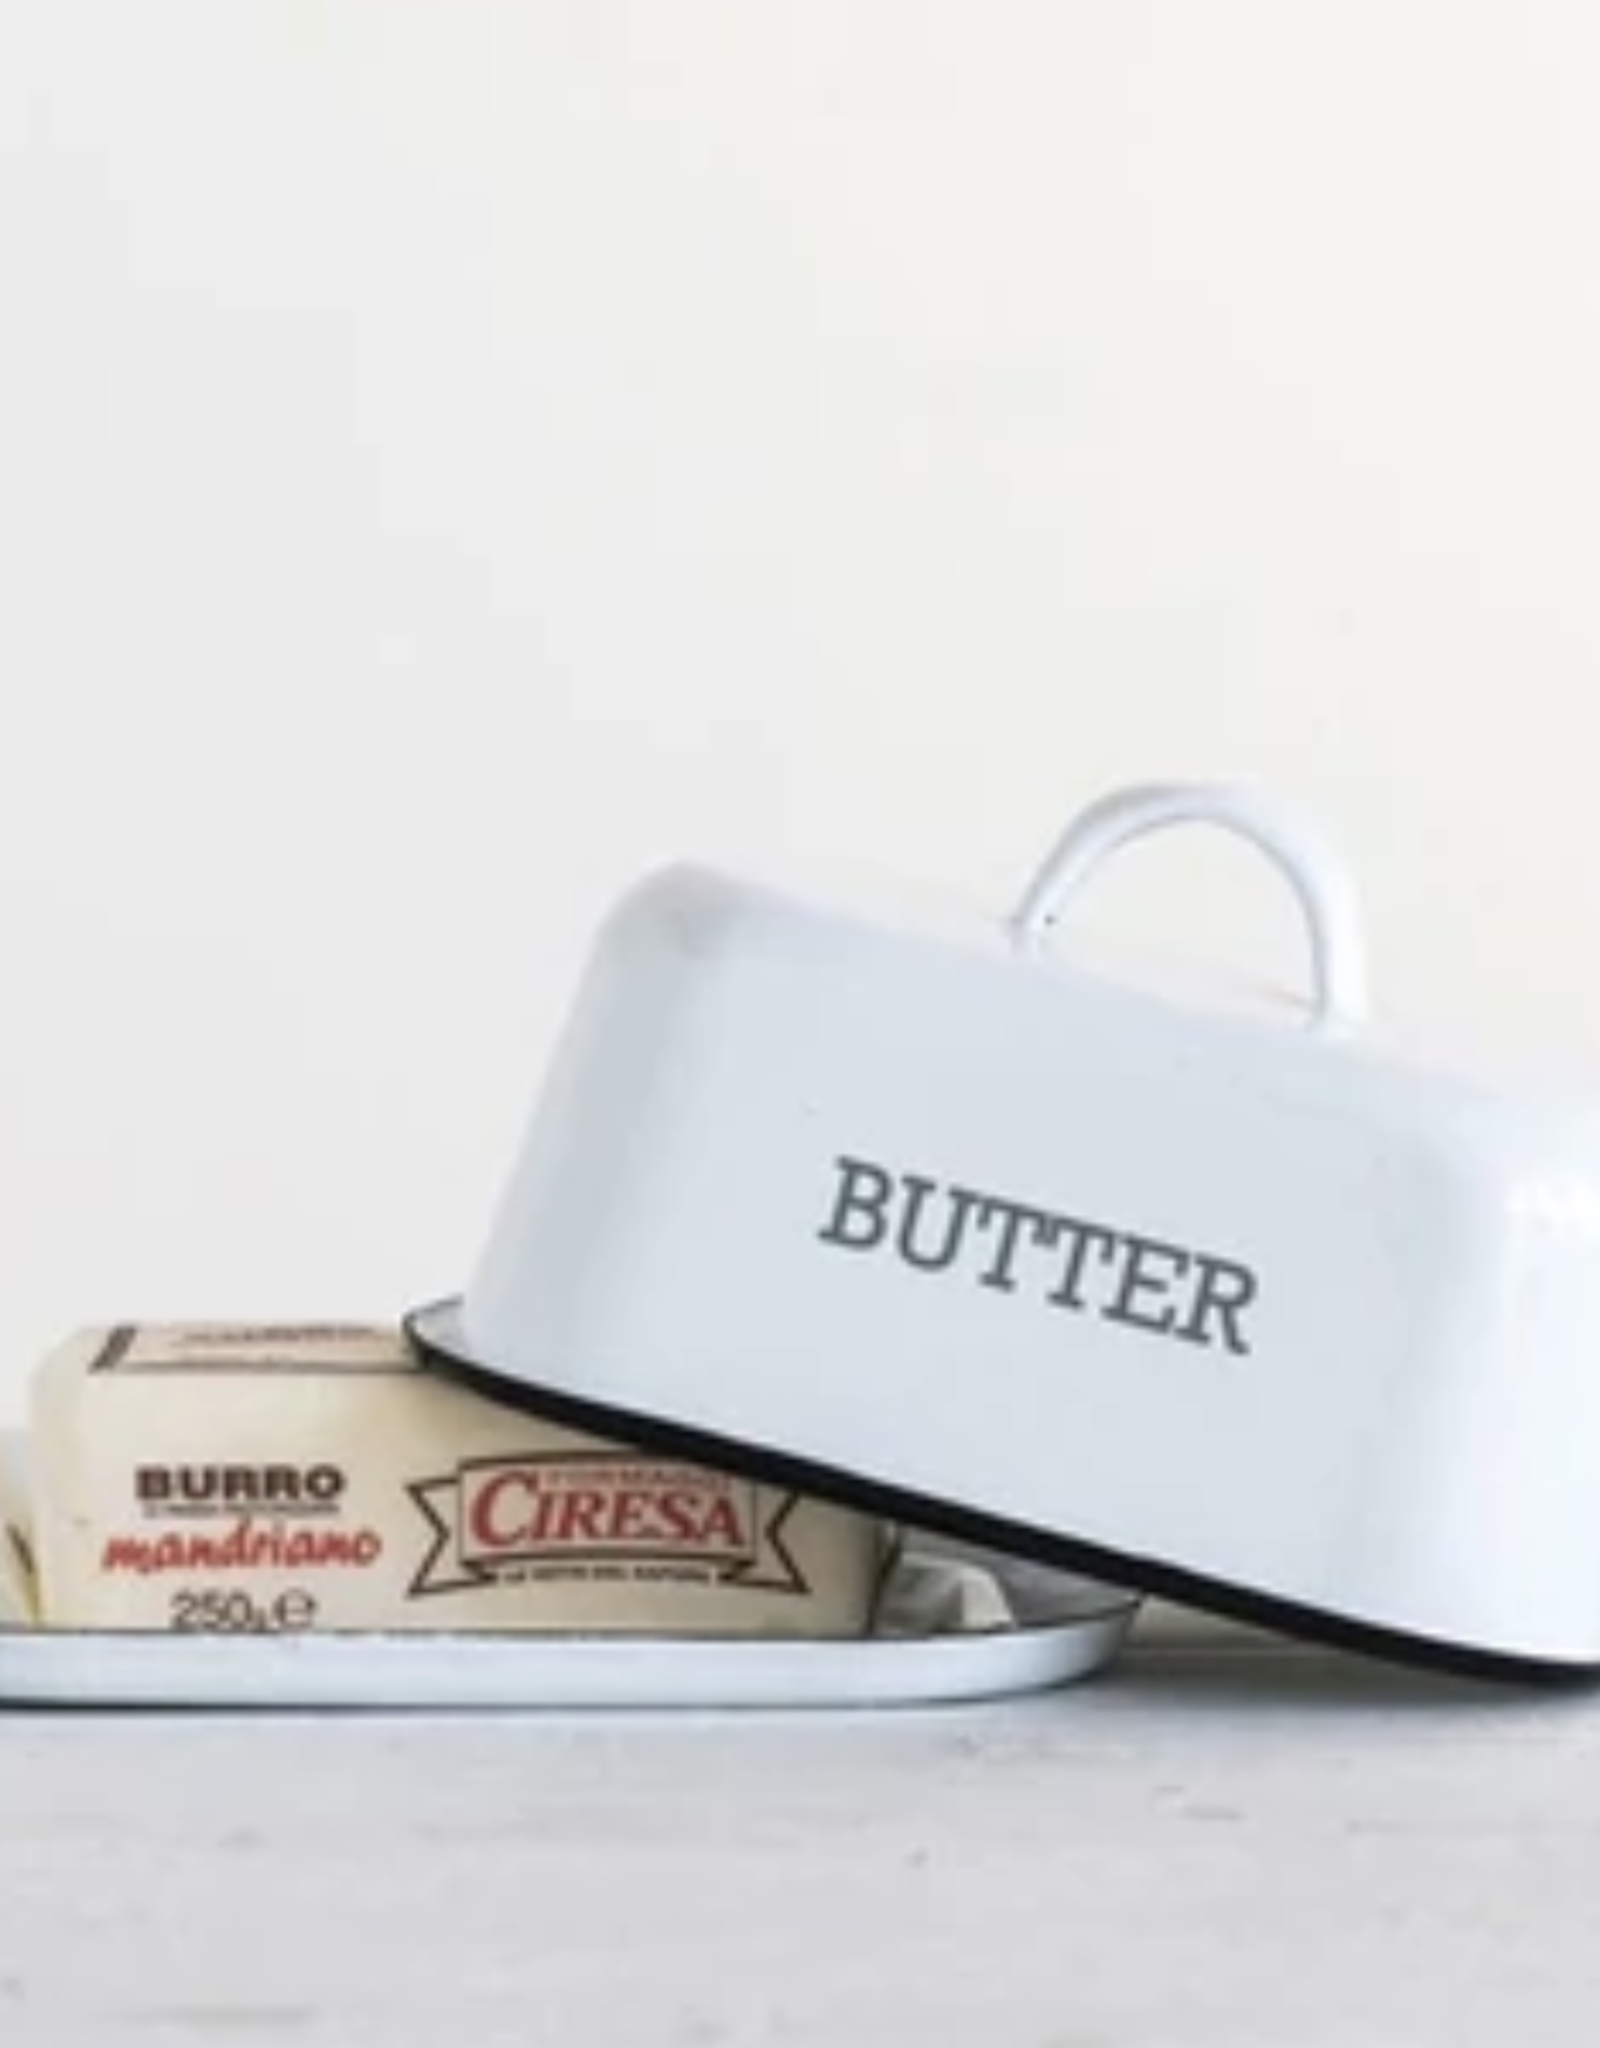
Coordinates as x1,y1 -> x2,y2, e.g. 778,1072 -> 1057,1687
0,1548 -> 1136,1713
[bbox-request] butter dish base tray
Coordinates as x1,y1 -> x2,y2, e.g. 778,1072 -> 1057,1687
0,1553 -> 1132,1712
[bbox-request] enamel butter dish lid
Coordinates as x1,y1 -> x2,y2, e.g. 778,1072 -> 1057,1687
410,783 -> 1600,1681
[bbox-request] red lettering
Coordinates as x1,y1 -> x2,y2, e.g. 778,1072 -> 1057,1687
99,1524 -> 384,1575
700,1497 -> 746,1553
469,1471 -> 539,1552
556,1491 -> 607,1543
612,1490 -> 650,1541
523,1485 -> 558,1546
655,1492 -> 699,1543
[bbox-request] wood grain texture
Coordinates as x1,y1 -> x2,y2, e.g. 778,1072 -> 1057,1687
1,1612 -> 1594,2048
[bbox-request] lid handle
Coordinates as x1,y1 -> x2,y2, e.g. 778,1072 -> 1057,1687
1008,782 -> 1369,1030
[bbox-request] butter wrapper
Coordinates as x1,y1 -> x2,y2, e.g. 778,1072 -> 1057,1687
30,1325 -> 885,1638
0,1438 -> 38,1625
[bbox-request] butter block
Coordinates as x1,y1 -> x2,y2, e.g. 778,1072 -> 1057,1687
0,1448 -> 36,1625
30,1324 -> 885,1637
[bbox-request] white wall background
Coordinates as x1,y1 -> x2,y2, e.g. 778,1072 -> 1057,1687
2,3 -> 1599,1405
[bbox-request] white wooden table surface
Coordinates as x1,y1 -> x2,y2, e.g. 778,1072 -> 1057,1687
2,1607 -> 1597,2048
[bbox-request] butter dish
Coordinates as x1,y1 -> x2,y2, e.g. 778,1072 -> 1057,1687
28,1323 -> 883,1640
410,783 -> 1600,1680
